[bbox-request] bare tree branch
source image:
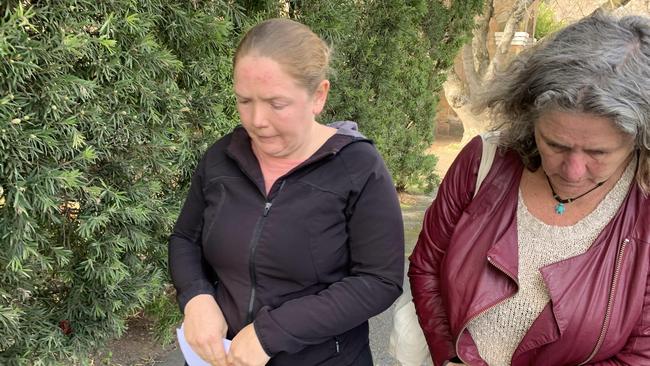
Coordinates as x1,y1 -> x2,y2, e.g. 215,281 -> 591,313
450,0 -> 493,103
471,0 -> 494,78
462,44 -> 480,93
443,69 -> 469,109
484,0 -> 535,81
442,0 -> 636,143
598,0 -> 632,11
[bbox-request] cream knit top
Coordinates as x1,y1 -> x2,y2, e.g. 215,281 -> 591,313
467,158 -> 636,366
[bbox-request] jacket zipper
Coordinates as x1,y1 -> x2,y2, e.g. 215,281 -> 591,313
579,238 -> 629,365
245,181 -> 286,324
455,256 -> 519,365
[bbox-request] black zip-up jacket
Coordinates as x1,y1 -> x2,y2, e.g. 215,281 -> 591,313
169,122 -> 404,365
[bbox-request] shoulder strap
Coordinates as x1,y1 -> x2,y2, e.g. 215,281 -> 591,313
474,131 -> 499,198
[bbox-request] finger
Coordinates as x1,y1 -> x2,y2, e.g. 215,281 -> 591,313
207,341 -> 228,366
187,342 -> 213,365
189,338 -> 225,366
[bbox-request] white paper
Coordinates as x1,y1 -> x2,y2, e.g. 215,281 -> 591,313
177,324 -> 231,366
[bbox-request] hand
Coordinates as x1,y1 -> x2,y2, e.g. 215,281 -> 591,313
227,323 -> 271,366
183,294 -> 229,366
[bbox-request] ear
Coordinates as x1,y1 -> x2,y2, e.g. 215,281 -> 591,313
311,79 -> 330,115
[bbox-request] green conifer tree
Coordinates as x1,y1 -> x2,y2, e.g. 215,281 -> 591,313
0,1 -> 241,363
1,0 -> 482,363
274,0 -> 483,191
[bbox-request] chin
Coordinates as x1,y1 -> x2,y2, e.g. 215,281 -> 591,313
262,147 -> 289,158
253,140 -> 280,153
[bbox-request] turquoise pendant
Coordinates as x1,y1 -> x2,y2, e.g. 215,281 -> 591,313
555,202 -> 565,215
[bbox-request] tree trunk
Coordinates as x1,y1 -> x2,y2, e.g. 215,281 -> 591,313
442,70 -> 490,143
440,0 -> 636,145
455,104 -> 490,144
484,0 -> 535,81
442,0 -> 534,143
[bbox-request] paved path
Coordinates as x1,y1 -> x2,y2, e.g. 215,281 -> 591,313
157,194 -> 434,366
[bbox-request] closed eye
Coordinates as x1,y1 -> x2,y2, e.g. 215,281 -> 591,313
548,142 -> 569,152
586,149 -> 607,156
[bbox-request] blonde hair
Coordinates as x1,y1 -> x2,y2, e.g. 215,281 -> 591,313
234,18 -> 331,93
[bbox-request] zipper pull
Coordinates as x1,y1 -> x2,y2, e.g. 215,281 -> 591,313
263,202 -> 272,216
335,339 -> 340,353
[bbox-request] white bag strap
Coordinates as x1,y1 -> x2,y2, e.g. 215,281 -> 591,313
390,132 -> 500,366
474,131 -> 499,198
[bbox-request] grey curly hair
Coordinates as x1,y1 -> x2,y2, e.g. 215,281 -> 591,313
475,11 -> 650,194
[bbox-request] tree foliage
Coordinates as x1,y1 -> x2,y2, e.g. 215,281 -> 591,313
292,0 -> 482,191
0,0 -> 240,363
1,0 -> 482,363
535,2 -> 566,39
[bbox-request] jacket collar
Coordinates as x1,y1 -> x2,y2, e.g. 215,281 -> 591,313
224,122 -> 370,195
477,158 -> 649,362
477,149 -> 523,281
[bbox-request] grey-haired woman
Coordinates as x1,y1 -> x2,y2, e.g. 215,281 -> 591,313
410,11 -> 650,366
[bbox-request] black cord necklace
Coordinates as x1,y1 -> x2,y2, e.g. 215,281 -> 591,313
545,174 -> 605,215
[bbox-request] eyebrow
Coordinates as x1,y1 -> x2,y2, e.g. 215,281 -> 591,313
540,131 -> 611,153
539,131 -> 568,148
234,92 -> 289,102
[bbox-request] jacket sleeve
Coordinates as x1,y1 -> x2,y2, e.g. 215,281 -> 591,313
407,136 -> 482,366
168,153 -> 218,312
253,143 -> 405,356
586,266 -> 650,365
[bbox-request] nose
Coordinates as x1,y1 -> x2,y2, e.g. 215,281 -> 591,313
562,152 -> 587,182
250,104 -> 268,129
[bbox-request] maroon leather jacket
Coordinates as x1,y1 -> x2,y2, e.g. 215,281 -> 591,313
409,136 -> 650,366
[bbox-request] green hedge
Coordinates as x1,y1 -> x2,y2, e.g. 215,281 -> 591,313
295,0 -> 482,191
0,0 -> 481,363
0,1 -> 239,363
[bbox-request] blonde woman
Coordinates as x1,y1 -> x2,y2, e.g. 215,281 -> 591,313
169,18 -> 404,366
